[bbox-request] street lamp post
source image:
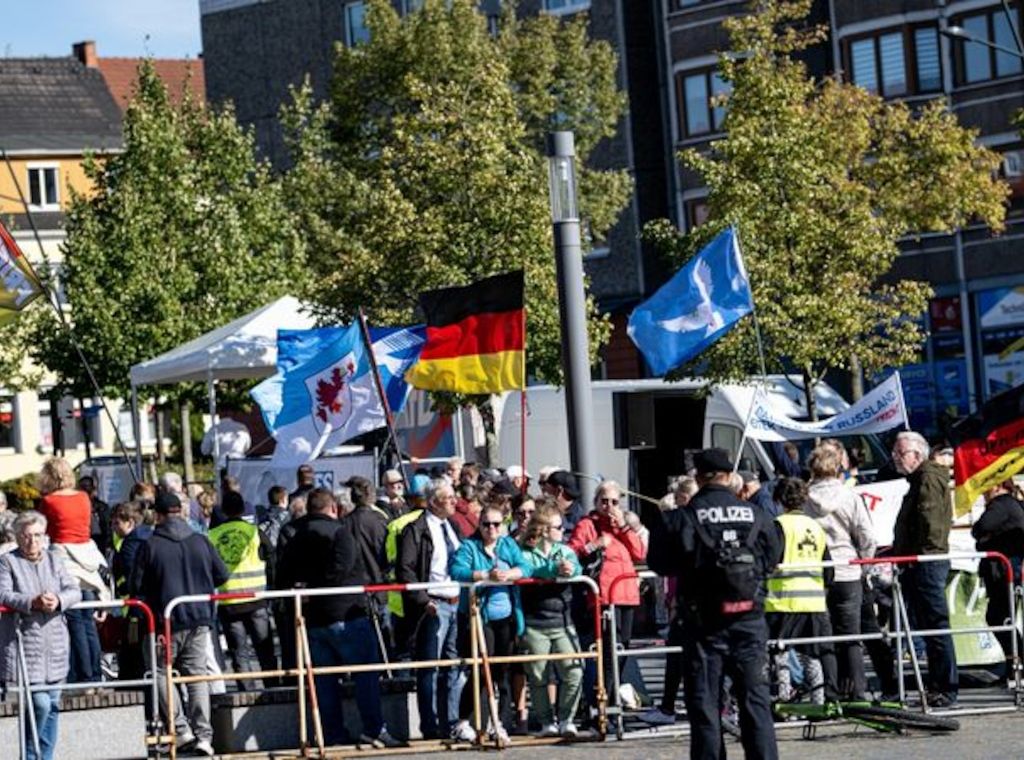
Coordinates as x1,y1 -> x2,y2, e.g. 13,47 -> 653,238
546,131 -> 597,509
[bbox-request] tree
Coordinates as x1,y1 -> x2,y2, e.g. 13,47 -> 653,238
28,61 -> 308,404
646,0 -> 1008,418
283,0 -> 631,400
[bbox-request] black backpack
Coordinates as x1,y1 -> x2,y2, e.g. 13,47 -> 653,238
692,515 -> 762,616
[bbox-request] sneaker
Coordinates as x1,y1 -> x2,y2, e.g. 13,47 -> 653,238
537,722 -> 560,737
451,720 -> 477,743
638,707 -> 676,725
927,692 -> 958,709
560,721 -> 579,738
360,729 -> 404,749
193,739 -> 215,757
488,725 -> 511,748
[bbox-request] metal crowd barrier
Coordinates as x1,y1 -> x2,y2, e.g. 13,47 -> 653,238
1,598 -> 160,760
161,576 -> 604,758
604,551 -> 1022,739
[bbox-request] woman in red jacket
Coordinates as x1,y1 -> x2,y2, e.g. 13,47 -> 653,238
38,457 -> 106,688
568,480 -> 646,708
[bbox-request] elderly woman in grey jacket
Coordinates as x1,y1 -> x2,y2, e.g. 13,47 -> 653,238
806,443 -> 876,700
0,510 -> 82,760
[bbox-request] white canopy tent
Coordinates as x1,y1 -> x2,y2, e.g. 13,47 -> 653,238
127,295 -> 316,477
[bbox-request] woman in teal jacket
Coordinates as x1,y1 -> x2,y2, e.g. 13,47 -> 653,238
449,505 -> 532,744
518,502 -> 584,737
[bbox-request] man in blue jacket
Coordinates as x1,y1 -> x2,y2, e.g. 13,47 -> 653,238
130,492 -> 229,757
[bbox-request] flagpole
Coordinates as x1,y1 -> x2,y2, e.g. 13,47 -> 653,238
733,229 -> 768,473
357,308 -> 409,492
519,305 -> 527,495
2,147 -> 139,484
894,369 -> 911,431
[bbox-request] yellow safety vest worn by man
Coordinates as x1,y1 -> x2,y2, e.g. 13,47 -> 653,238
766,512 -> 828,614
209,518 -> 267,604
386,509 -> 423,616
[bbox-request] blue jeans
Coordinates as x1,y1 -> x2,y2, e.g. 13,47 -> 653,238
26,688 -> 60,760
414,601 -> 464,738
903,560 -> 958,696
308,617 -> 384,744
67,589 -> 101,684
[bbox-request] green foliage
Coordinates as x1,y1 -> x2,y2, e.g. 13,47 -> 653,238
647,0 -> 1008,414
283,0 -> 630,391
27,60 -> 308,401
1,473 -> 40,511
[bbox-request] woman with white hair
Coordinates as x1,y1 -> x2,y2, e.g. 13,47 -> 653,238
0,510 -> 82,760
568,480 -> 646,707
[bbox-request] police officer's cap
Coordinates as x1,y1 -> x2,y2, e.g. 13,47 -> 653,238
694,448 -> 734,475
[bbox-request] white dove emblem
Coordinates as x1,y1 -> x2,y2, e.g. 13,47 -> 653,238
656,259 -> 725,336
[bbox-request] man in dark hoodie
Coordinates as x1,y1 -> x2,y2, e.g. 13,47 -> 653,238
130,492 -> 228,757
891,430 -> 958,707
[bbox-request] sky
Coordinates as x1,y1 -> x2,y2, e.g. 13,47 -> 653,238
1,0 -> 203,59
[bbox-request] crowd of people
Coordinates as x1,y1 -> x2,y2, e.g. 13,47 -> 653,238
0,431 -> 1021,760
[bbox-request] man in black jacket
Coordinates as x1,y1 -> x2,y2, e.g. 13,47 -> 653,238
645,448 -> 782,760
130,492 -> 228,758
396,478 -> 467,741
277,488 -> 399,748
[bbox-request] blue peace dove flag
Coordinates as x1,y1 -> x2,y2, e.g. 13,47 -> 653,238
251,323 -> 426,465
627,226 -> 753,376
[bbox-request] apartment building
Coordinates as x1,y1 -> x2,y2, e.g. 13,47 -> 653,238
0,43 -> 204,475
666,0 -> 1024,435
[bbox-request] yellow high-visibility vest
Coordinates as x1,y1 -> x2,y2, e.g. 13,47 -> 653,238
208,519 -> 266,605
765,512 -> 827,614
385,509 -> 423,617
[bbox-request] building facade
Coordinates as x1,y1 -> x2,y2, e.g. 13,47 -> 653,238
0,44 -> 203,476
664,0 -> 1024,436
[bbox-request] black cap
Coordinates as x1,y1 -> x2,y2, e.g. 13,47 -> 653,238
693,448 -> 734,475
546,470 -> 580,500
492,479 -> 517,497
154,492 -> 182,514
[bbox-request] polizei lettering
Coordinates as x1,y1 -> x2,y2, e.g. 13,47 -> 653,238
696,505 -> 755,524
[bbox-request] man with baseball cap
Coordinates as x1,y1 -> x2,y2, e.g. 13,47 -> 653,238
130,492 -> 229,757
546,470 -> 586,535
646,448 -> 782,760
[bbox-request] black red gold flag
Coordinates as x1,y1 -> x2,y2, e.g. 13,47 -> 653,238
950,383 -> 1024,515
405,271 -> 524,394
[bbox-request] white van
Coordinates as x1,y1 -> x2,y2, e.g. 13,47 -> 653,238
495,376 -> 888,502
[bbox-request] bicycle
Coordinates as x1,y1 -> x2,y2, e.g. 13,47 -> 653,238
773,699 -> 961,739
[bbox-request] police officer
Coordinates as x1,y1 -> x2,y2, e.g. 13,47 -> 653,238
646,448 -> 782,760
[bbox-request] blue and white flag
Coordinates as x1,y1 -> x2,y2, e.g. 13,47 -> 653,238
627,226 -> 753,376
275,324 -> 427,414
251,323 -> 426,465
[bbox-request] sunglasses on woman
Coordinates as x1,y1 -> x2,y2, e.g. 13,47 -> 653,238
481,521 -> 503,528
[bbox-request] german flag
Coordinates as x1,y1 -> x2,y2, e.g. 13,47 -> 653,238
950,383 -> 1024,516
405,271 -> 525,394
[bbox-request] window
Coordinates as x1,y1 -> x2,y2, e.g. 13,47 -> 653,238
710,424 -> 760,471
27,165 -> 59,210
0,396 -> 14,449
582,219 -> 609,259
956,6 -> 1023,85
344,1 -> 369,46
684,197 -> 710,231
401,0 -> 423,13
678,68 -> 729,137
847,26 -> 942,97
543,0 -> 591,15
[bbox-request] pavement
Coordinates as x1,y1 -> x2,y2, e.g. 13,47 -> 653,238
391,712 -> 1024,759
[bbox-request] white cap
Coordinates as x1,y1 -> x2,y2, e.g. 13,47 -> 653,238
505,464 -> 531,480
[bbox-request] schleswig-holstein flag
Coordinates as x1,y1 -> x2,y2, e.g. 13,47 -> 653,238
627,226 -> 753,376
251,323 -> 425,465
